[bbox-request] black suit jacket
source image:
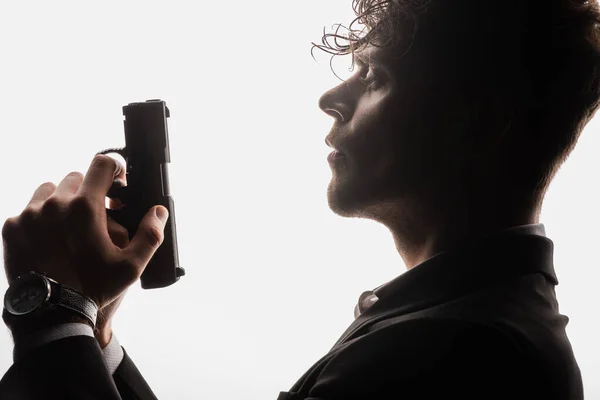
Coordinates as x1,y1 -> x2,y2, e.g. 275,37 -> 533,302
0,232 -> 583,399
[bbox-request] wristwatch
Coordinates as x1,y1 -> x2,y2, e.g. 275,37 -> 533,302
2,271 -> 98,329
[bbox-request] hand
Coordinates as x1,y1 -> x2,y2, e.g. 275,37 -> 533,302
95,291 -> 126,348
2,154 -> 169,313
94,167 -> 130,347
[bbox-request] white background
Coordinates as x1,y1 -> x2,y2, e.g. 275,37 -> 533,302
0,1 -> 599,399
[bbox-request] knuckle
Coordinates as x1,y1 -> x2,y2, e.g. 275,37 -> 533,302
20,206 -> 40,222
41,196 -> 66,213
2,217 -> 20,239
67,171 -> 84,181
145,225 -> 164,248
69,195 -> 95,217
41,182 -> 57,191
94,154 -> 115,169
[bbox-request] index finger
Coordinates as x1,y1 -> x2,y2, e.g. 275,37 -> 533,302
77,155 -> 122,203
113,157 -> 126,182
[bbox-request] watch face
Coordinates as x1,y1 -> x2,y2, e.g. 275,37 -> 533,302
4,274 -> 49,315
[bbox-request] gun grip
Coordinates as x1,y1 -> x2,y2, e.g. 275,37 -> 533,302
105,179 -> 185,288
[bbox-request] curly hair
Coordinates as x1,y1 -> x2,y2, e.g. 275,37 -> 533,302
311,0 -> 431,63
313,0 -> 600,205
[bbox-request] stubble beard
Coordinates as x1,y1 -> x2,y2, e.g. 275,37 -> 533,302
326,156 -> 407,220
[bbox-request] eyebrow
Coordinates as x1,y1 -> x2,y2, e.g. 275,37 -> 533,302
355,48 -> 395,70
354,50 -> 394,76
354,51 -> 375,67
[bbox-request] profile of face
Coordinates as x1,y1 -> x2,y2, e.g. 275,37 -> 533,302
319,43 -> 468,222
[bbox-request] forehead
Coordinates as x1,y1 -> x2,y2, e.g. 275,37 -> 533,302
355,45 -> 383,64
354,44 -> 403,69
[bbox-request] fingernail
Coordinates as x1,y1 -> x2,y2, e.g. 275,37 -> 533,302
156,207 -> 169,223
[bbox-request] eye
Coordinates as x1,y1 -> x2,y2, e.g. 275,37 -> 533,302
359,66 -> 382,90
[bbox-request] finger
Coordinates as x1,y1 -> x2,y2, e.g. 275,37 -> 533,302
54,172 -> 84,198
123,206 -> 168,278
108,196 -> 125,210
78,155 -> 122,204
27,182 -> 56,207
102,155 -> 126,210
115,162 -> 126,183
104,154 -> 126,183
107,218 -> 129,249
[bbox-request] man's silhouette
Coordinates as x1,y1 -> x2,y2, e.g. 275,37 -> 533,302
2,0 -> 600,399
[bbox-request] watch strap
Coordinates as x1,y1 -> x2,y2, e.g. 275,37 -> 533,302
53,282 -> 98,328
3,306 -> 95,335
2,272 -> 99,331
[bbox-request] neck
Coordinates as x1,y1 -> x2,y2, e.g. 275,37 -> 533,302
374,190 -> 541,270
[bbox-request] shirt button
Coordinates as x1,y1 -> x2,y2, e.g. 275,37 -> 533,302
354,290 -> 380,318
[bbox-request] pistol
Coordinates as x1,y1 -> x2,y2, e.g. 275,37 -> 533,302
96,99 -> 185,289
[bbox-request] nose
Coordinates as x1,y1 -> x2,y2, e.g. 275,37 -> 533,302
318,82 -> 354,123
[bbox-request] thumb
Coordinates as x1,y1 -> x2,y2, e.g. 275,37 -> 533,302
123,206 -> 168,278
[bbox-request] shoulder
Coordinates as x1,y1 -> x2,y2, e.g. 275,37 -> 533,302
338,317 -> 525,362
312,318 -> 534,399
411,317 -> 524,360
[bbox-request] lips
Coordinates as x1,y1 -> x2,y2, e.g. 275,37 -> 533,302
327,150 -> 345,163
325,135 -> 342,151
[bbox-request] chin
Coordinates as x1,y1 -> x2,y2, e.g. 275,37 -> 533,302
327,164 -> 409,220
327,173 -> 380,218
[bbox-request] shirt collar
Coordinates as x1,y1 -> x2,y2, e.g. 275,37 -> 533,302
354,223 -> 553,319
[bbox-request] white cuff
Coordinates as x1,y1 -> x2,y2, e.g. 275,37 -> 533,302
102,332 -> 125,375
12,323 -> 125,375
13,322 -> 93,362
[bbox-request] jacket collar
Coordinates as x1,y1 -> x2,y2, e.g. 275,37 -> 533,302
342,225 -> 557,345
373,224 -> 553,305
